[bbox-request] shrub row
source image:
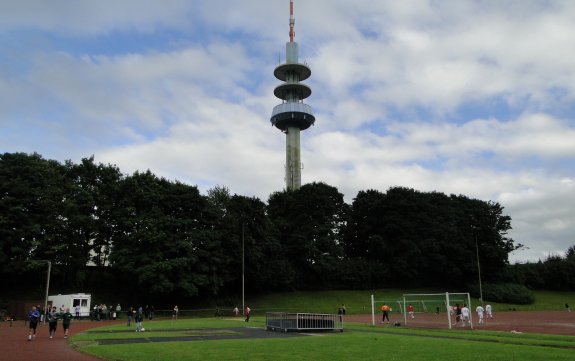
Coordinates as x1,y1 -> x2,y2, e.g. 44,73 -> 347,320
470,283 -> 534,304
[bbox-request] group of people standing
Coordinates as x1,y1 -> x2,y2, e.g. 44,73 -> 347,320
28,302 -> 259,339
378,302 -> 495,326
126,305 -> 155,332
91,303 -> 125,321
473,304 -> 493,324
453,303 -> 493,326
27,305 -> 73,341
231,306 -> 251,321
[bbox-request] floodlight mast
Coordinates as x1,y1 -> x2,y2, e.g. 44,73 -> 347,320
270,0 -> 315,190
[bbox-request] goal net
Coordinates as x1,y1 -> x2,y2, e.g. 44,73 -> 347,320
371,292 -> 473,329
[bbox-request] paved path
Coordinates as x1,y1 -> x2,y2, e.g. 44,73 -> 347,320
0,320 -> 121,361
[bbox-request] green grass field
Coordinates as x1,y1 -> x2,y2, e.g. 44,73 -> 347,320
72,317 -> 575,361
71,289 -> 575,361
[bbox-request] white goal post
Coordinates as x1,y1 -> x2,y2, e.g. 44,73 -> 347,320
371,292 -> 473,329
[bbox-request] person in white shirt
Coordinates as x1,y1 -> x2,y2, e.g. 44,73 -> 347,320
460,305 -> 470,327
476,305 -> 485,324
485,304 -> 493,319
74,305 -> 81,320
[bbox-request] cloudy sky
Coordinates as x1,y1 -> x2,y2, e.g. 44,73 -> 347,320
2,0 -> 574,263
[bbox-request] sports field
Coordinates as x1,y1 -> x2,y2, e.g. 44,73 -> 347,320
347,310 -> 575,336
70,315 -> 575,361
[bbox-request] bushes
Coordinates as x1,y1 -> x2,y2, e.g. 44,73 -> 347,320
470,283 -> 534,304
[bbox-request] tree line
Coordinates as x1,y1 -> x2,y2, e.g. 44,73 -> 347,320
1,152 -> 572,305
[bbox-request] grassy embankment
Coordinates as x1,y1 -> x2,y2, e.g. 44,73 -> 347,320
245,289 -> 574,314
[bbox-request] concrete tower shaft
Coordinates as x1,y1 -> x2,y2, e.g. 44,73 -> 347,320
270,0 -> 315,190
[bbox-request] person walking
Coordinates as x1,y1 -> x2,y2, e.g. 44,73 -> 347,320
381,303 -> 391,324
135,311 -> 143,332
485,304 -> 493,319
27,306 -> 40,341
245,306 -> 251,322
102,304 -> 108,320
61,307 -> 73,338
455,303 -> 462,325
47,306 -> 58,339
74,304 -> 81,320
149,305 -> 155,320
460,304 -> 470,327
115,303 -> 122,319
476,305 -> 485,324
127,307 -> 134,326
38,305 -> 46,323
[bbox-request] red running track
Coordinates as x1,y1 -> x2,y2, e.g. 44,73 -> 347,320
0,319 -> 123,361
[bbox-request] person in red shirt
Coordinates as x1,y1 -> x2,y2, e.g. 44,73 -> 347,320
408,304 -> 415,319
245,306 -> 251,322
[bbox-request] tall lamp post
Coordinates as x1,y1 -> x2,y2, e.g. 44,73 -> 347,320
39,260 -> 52,321
241,221 -> 245,316
471,226 -> 483,306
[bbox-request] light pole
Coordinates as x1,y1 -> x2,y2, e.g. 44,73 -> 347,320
472,227 -> 483,306
40,260 -> 52,321
241,221 -> 245,316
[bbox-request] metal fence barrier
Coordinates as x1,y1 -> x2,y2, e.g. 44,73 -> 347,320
266,312 -> 343,332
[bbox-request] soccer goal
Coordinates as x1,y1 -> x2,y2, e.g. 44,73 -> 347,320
371,292 -> 473,329
370,296 -> 404,325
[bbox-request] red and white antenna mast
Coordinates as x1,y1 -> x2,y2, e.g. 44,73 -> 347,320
289,0 -> 295,42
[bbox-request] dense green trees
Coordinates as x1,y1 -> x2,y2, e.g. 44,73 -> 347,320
267,182 -> 349,289
342,188 -> 517,287
1,153 -> 67,280
507,246 -> 575,291
2,152 -> 570,305
109,171 -> 212,297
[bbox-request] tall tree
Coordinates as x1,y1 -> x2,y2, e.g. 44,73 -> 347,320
109,171 -> 214,297
0,153 -> 67,274
57,157 -> 124,278
344,187 -> 517,288
206,187 -> 287,294
267,182 -> 348,289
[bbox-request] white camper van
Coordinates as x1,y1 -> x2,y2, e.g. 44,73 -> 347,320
47,293 -> 91,317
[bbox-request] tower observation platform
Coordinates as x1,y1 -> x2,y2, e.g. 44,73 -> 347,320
270,0 -> 315,190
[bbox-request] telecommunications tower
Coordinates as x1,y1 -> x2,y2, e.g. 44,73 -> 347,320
270,0 -> 315,190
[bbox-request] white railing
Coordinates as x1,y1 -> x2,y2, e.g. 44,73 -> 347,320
266,312 -> 343,332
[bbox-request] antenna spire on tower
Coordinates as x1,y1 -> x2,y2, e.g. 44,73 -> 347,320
289,0 -> 295,42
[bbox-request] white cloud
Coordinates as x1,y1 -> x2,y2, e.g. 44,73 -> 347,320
306,0 -> 575,117
1,0 -> 574,263
0,0 -> 194,34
